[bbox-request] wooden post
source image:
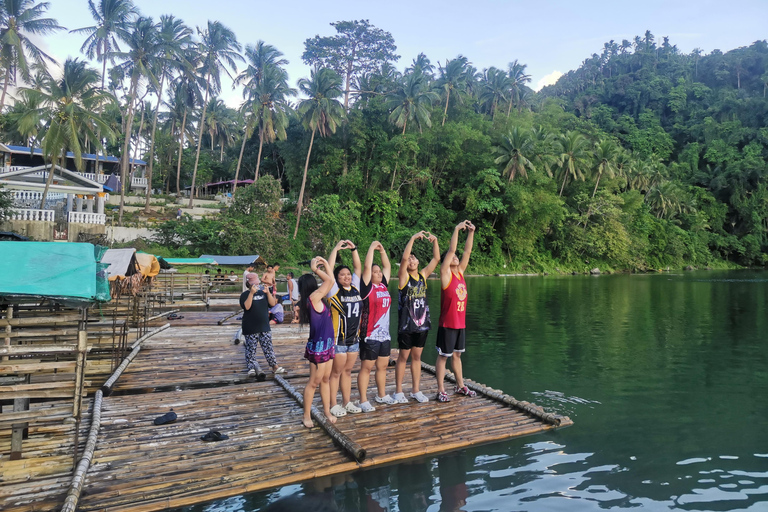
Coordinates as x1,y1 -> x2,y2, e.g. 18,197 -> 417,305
3,305 -> 11,362
9,375 -> 29,461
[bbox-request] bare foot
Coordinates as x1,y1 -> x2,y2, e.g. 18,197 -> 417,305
325,413 -> 337,424
302,418 -> 313,428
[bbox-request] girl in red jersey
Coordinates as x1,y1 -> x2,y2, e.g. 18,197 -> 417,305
357,241 -> 393,412
435,220 -> 477,403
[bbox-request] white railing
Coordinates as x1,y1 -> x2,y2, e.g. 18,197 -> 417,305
68,211 -> 106,225
79,172 -> 109,184
0,165 -> 31,174
11,209 -> 55,221
131,176 -> 148,188
12,190 -> 66,201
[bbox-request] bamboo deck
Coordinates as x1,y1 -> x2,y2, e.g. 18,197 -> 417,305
1,315 -> 571,512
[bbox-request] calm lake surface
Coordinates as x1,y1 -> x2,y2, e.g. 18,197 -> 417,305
181,271 -> 768,512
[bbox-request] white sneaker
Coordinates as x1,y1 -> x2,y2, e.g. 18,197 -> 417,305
330,404 -> 347,417
392,392 -> 408,403
359,401 -> 376,413
410,391 -> 429,403
247,369 -> 256,376
375,394 -> 396,405
344,401 -> 362,414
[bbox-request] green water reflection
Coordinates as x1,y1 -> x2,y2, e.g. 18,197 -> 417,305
181,271 -> 768,512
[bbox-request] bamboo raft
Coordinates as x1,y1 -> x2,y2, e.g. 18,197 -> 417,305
1,321 -> 571,512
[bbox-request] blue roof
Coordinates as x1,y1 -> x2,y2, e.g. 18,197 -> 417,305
4,144 -> 146,165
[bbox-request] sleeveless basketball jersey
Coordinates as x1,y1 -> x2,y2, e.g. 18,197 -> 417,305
328,274 -> 363,345
398,272 -> 431,333
360,277 -> 391,341
439,272 -> 467,329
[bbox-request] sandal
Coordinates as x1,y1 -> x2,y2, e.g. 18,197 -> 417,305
273,367 -> 286,374
330,404 -> 347,417
153,411 -> 177,425
200,430 -> 229,442
436,391 -> 450,403
454,385 -> 477,397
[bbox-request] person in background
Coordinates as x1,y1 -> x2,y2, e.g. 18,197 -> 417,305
215,268 -> 224,282
298,257 -> 337,428
239,272 -> 285,376
269,302 -> 284,324
228,270 -> 237,281
242,263 -> 255,292
435,220 -> 476,403
262,263 -> 280,294
287,271 -> 300,324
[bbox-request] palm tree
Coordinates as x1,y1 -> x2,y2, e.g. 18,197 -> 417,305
478,66 -> 509,120
592,138 -> 618,197
436,55 -> 468,126
555,131 -> 591,196
188,20 -> 242,208
166,64 -> 201,194
234,40 -> 287,92
494,127 -> 536,182
110,16 -> 160,225
250,65 -> 293,180
384,71 -> 439,134
0,0 -> 64,109
506,59 -> 531,116
293,67 -> 344,238
143,14 -> 191,213
18,58 -> 114,208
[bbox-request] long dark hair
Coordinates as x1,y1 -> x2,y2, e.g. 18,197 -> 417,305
297,274 -> 319,325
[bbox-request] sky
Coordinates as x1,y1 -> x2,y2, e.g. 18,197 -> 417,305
39,0 -> 768,108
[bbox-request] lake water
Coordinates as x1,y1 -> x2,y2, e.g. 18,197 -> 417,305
181,271 -> 768,511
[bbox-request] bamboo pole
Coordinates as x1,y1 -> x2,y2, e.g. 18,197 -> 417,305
420,361 -> 571,427
217,310 -> 242,325
145,309 -> 179,322
3,305 -> 11,362
273,374 -> 366,463
61,389 -> 103,512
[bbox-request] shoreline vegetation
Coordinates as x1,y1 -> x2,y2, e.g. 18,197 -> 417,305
0,4 -> 765,271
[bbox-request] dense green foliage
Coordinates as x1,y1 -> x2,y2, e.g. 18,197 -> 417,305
0,4 -> 764,270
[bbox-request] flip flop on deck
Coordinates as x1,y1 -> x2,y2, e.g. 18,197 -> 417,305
153,411 -> 177,425
167,313 -> 185,320
200,431 -> 229,442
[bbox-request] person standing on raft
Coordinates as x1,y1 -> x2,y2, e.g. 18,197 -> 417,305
298,256 -> 337,428
239,273 -> 285,377
357,241 -> 394,412
394,230 -> 441,404
435,220 -> 477,402
326,240 -> 364,417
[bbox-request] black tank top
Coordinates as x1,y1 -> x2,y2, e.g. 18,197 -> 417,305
398,272 -> 431,333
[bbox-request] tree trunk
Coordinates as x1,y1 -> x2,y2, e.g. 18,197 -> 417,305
559,167 -> 569,197
506,94 -> 513,118
233,122 -> 248,196
0,68 -> 10,110
176,107 -> 187,194
442,88 -> 450,126
119,73 -> 140,226
255,127 -> 265,180
131,101 -> 146,197
592,172 -> 601,198
402,117 -> 407,135
189,79 -> 211,208
144,71 -> 166,213
219,142 -> 223,162
293,126 -> 316,239
39,158 -> 58,210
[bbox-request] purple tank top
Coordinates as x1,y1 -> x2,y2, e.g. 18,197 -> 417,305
307,300 -> 334,358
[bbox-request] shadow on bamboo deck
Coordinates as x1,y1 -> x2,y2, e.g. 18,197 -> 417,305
4,317 -> 572,512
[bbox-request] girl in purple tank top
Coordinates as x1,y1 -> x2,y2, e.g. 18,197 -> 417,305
297,257 -> 337,429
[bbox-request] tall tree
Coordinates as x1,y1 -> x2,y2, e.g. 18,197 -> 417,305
251,65 -> 293,180
384,71 -> 439,134
592,138 -> 618,197
0,0 -> 63,109
110,16 -> 160,224
478,66 -> 509,120
18,58 -> 114,208
494,127 -> 536,182
436,55 -> 468,126
144,14 -> 191,213
555,131 -> 591,196
293,67 -> 344,238
506,59 -> 531,116
302,19 -> 398,109
188,20 -> 241,208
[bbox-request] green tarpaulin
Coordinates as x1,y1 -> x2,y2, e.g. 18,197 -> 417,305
162,257 -> 217,266
0,242 -> 111,305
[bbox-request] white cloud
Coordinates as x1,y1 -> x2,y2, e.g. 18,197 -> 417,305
535,71 -> 563,91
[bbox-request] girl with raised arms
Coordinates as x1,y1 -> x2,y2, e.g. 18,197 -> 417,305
298,256 -> 337,428
394,230 -> 441,403
357,241 -> 394,412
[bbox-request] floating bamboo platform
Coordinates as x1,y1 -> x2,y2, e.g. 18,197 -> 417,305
1,315 -> 571,512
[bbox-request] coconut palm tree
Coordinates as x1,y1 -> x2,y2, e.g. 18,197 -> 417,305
506,59 -> 531,116
110,16 -> 160,224
555,131 -> 591,196
143,14 -> 191,213
166,62 -> 201,194
384,71 -> 439,134
436,55 -> 468,126
234,40 -> 287,92
188,20 -> 242,207
0,0 -> 63,109
494,127 -> 536,182
478,66 -> 509,120
18,58 -> 114,208
250,65 -> 294,180
592,138 -> 618,197
293,67 -> 344,238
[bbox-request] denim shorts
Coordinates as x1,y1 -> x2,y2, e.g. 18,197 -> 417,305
335,342 -> 360,354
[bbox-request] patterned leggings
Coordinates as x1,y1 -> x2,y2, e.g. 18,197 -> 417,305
243,332 -> 276,369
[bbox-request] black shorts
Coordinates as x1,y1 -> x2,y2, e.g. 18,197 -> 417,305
398,331 -> 428,350
360,338 -> 392,361
436,326 -> 465,357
